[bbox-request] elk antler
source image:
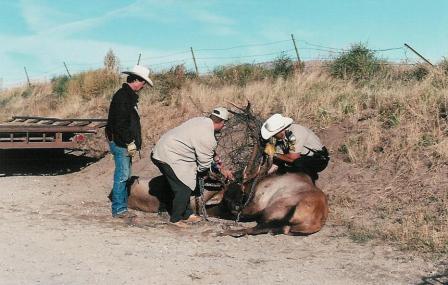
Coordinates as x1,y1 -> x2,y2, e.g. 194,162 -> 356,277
243,164 -> 261,183
226,100 -> 251,113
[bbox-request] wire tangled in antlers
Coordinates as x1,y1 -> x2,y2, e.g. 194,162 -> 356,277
215,102 -> 265,184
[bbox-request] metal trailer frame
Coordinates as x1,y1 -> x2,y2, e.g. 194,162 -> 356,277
0,116 -> 107,150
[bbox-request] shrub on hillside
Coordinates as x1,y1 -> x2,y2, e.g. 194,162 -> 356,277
403,64 -> 430,81
330,43 -> 383,81
67,69 -> 120,99
152,65 -> 190,101
51,75 -> 70,97
272,52 -> 295,79
21,86 -> 33,98
213,63 -> 268,86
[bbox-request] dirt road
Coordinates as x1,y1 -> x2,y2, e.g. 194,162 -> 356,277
0,153 -> 442,285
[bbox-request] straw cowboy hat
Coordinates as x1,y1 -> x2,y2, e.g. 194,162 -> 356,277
211,107 -> 229,121
261,113 -> 293,139
122,65 -> 154,87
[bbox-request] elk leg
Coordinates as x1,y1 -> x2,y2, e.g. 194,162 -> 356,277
219,224 -> 273,237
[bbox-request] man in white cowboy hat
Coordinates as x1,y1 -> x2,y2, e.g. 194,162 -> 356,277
106,65 -> 153,218
151,107 -> 234,227
261,113 -> 329,183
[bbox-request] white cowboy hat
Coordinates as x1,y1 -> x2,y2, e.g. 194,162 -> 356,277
211,107 -> 229,121
122,65 -> 154,87
261,113 -> 293,139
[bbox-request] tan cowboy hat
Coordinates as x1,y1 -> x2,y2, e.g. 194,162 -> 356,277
122,65 -> 154,87
261,113 -> 293,139
211,107 -> 229,121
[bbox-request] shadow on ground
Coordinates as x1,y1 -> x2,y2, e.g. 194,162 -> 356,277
0,149 -> 101,176
416,266 -> 448,285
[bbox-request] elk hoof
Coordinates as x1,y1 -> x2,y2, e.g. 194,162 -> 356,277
229,231 -> 246,238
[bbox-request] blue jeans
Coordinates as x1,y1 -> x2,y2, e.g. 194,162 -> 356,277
109,141 -> 131,216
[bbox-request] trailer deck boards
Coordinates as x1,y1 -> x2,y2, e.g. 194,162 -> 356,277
0,116 -> 107,149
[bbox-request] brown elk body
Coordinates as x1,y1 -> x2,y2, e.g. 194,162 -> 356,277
125,175 -> 223,214
127,177 -> 162,213
222,172 -> 328,236
125,171 -> 328,237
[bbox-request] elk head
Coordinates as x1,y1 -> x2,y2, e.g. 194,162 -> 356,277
220,100 -> 273,212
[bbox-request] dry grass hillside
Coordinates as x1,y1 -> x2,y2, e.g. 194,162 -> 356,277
1,55 -> 447,257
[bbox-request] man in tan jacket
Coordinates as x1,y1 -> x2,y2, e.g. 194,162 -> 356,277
261,113 -> 329,184
151,107 -> 233,226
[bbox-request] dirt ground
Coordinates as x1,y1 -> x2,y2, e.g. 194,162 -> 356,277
1,148 -> 447,285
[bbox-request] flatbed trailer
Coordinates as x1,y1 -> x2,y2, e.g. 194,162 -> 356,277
0,116 -> 107,150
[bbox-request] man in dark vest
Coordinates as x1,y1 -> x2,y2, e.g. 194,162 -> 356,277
106,65 -> 153,218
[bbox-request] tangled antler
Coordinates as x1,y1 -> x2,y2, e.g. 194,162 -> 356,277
216,101 -> 266,184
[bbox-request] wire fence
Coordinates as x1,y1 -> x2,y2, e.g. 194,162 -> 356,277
0,36 -> 438,89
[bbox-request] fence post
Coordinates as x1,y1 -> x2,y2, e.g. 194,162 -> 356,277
404,43 -> 433,67
24,66 -> 31,87
190,47 -> 199,76
291,34 -> 301,64
63,62 -> 72,78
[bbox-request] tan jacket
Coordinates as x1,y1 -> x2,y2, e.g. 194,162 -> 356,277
152,117 -> 217,190
276,124 -> 323,155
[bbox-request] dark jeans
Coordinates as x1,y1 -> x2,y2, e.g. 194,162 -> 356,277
278,147 -> 330,183
151,155 -> 193,223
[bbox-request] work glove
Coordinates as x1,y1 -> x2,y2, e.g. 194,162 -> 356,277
127,141 -> 137,157
264,143 -> 276,157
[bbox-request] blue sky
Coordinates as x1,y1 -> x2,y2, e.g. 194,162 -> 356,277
1,0 -> 447,87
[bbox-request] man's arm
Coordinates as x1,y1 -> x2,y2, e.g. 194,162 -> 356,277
274,152 -> 301,164
264,142 -> 300,164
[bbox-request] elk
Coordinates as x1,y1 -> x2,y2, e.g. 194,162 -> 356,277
219,163 -> 329,236
122,156 -> 328,236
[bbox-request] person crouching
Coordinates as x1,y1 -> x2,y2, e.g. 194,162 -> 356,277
261,113 -> 329,184
151,107 -> 234,227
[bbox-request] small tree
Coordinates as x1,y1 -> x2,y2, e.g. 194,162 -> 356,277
330,43 -> 382,81
272,52 -> 295,79
51,75 -> 70,97
104,49 -> 119,72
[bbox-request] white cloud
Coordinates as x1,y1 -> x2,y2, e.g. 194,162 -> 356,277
19,0 -> 142,38
19,0 -> 68,33
1,0 -> 241,86
190,9 -> 235,26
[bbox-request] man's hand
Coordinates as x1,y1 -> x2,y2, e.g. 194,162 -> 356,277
127,141 -> 137,157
